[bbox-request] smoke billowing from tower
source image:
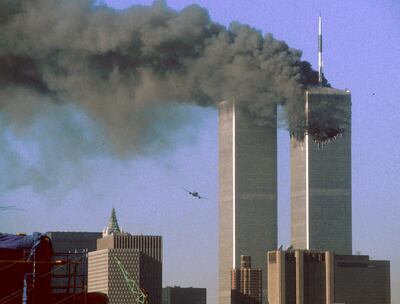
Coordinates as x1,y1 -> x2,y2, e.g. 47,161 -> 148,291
0,0 -> 345,154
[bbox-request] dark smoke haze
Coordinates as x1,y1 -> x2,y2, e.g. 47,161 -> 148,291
0,0 -> 337,155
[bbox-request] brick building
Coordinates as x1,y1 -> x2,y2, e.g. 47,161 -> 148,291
231,255 -> 262,304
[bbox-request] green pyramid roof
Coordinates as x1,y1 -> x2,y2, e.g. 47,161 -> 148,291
107,207 -> 121,235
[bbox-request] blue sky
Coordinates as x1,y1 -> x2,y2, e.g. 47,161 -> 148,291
1,1 -> 399,303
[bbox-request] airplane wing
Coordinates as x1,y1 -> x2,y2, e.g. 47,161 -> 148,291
182,188 -> 191,193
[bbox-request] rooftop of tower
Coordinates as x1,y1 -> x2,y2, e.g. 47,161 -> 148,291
306,85 -> 351,95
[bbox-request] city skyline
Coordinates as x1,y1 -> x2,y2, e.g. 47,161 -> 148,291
0,1 -> 399,304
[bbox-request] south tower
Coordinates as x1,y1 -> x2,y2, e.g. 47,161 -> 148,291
219,101 -> 277,304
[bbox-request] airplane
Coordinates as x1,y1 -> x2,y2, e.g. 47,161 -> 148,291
182,188 -> 207,199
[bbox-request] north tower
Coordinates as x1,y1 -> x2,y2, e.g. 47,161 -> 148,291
291,87 -> 352,254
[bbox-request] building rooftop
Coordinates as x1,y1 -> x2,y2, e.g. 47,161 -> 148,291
306,85 -> 351,95
103,208 -> 121,237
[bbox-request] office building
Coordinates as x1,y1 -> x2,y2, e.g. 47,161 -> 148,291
291,87 -> 352,254
97,234 -> 162,262
47,231 -> 102,253
46,231 -> 102,294
88,248 -> 144,304
162,286 -> 206,304
231,255 -> 262,304
267,250 -> 390,304
88,208 -> 162,304
219,101 -> 277,304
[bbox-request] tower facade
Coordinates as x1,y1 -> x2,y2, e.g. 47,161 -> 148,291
94,234 -> 163,304
219,101 -> 277,304
88,248 -> 142,304
291,87 -> 352,254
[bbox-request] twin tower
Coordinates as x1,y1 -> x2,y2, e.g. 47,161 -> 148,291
218,86 -> 352,304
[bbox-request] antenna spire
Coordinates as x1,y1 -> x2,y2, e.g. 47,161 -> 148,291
318,14 -> 323,86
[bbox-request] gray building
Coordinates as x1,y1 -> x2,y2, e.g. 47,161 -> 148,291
291,87 -> 352,254
46,231 -> 102,294
219,101 -> 277,304
162,286 -> 206,304
47,231 -> 102,253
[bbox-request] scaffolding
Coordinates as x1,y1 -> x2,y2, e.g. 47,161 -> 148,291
51,250 -> 87,295
0,249 -> 92,304
0,232 -> 108,304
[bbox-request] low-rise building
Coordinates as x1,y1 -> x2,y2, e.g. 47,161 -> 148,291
231,255 -> 262,304
267,250 -> 390,304
162,286 -> 206,304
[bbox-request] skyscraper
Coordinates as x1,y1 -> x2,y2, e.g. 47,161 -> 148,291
88,248 -> 145,304
291,87 -> 352,254
88,209 -> 162,304
219,101 -> 277,304
231,255 -> 262,304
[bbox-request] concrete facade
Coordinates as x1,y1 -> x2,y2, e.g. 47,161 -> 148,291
291,87 -> 352,254
162,286 -> 206,304
88,248 -> 141,304
94,234 -> 162,304
97,234 -> 162,263
267,250 -> 390,304
231,255 -> 262,304
219,101 -> 277,304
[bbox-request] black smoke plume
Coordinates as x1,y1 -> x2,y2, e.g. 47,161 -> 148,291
0,0 -> 342,154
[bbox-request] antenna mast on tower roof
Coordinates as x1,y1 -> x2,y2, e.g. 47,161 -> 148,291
318,14 -> 323,86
